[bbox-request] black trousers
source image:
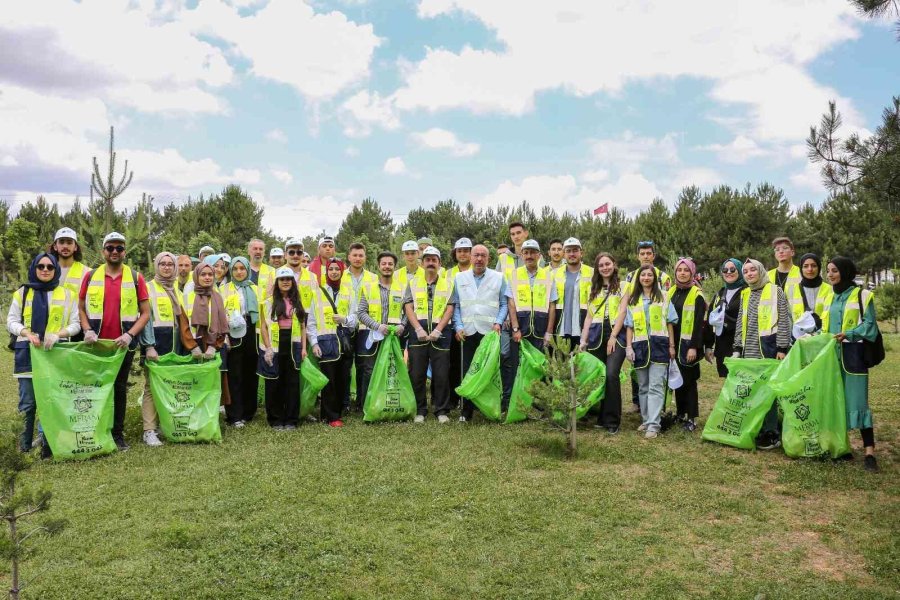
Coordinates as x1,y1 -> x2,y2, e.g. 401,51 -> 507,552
409,343 -> 451,416
226,324 -> 259,424
460,332 -> 485,419
674,379 -> 699,420
448,335 -> 463,409
320,353 -> 349,422
356,342 -> 379,409
265,332 -> 299,426
112,349 -> 135,438
590,340 -> 626,429
343,331 -> 357,410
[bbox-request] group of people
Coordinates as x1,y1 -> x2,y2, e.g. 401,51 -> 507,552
7,223 -> 883,471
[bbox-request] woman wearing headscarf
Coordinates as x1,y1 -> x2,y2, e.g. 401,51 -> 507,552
308,258 -> 356,427
209,254 -> 229,290
667,258 -> 707,431
6,253 -> 81,456
703,258 -> 747,377
220,257 -> 260,427
798,253 -> 829,315
139,252 -> 185,447
822,257 -> 881,472
733,258 -> 792,450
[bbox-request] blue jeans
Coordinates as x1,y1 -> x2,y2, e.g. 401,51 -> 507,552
17,378 -> 36,450
636,363 -> 667,432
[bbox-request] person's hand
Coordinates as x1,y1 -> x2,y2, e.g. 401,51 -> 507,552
456,330 -> 466,342
83,330 -> 98,345
626,347 -> 635,362
378,324 -> 389,335
145,346 -> 159,361
264,347 -> 275,366
191,346 -> 203,359
669,345 -> 676,360
704,349 -> 715,363
606,337 -> 616,356
312,344 -> 322,358
301,347 -> 308,361
203,345 -> 216,360
26,331 -> 41,347
776,352 -> 786,360
833,332 -> 847,342
512,330 -> 522,343
543,332 -> 553,345
416,328 -> 428,342
492,323 -> 501,333
428,329 -> 443,342
686,348 -> 697,363
333,314 -> 346,325
732,351 -> 741,358
42,333 -> 59,351
114,332 -> 133,348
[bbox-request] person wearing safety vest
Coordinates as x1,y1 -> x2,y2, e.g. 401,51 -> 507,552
269,247 -> 285,269
547,238 -> 565,278
342,242 -> 378,411
7,253 -> 81,457
451,244 -> 509,423
797,253 -> 830,318
308,258 -> 356,427
507,239 -> 559,412
579,252 -> 628,434
415,237 -> 445,279
283,237 -> 319,320
667,258 -> 708,432
257,266 -> 308,429
702,258 -> 747,378
403,246 -> 456,423
732,259 -> 792,451
622,240 -> 672,414
176,255 -> 193,293
446,237 -> 473,411
49,227 -> 87,297
138,252 -> 186,448
395,240 -> 422,291
768,237 -> 805,322
247,238 -> 275,299
78,232 -> 151,451
308,235 -> 337,287
220,257 -> 261,428
356,251 -> 405,406
554,237 -> 593,351
822,257 -> 882,472
624,264 -> 677,440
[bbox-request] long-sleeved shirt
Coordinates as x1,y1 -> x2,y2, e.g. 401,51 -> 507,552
357,281 -> 407,330
307,285 -> 358,346
7,288 -> 82,340
450,272 -> 510,332
733,285 -> 792,358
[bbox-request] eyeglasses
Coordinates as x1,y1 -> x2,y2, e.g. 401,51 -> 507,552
287,249 -> 302,256
36,264 -> 56,271
721,267 -> 737,274
158,262 -> 175,268
105,245 -> 125,253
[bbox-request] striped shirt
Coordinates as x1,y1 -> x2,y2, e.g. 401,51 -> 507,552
733,286 -> 792,358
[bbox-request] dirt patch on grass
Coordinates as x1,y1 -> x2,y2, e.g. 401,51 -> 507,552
782,530 -> 870,583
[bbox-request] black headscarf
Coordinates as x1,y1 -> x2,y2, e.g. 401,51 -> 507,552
828,256 -> 857,295
798,253 -> 822,288
24,252 -> 61,338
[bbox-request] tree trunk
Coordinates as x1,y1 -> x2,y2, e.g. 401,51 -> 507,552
9,510 -> 19,600
567,358 -> 577,458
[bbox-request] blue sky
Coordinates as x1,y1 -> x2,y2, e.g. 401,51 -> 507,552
0,0 -> 897,239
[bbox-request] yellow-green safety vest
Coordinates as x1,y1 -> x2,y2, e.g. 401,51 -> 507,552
85,265 -> 140,349
667,286 -> 701,365
61,261 -> 86,295
629,298 -> 669,367
768,265 -> 804,321
740,283 -> 779,359
510,265 -> 554,340
147,280 -> 179,354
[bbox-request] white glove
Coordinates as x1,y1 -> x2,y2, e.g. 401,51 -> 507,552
203,345 -> 216,360
543,332 -> 553,344
416,328 -> 428,342
42,333 -> 59,351
732,351 -> 741,358
578,341 -> 588,352
191,346 -> 203,359
428,329 -> 442,342
264,347 -> 275,366
626,347 -> 635,363
312,344 -> 322,358
378,324 -> 389,335
114,332 -> 132,348
145,346 -> 159,361
84,330 -> 98,344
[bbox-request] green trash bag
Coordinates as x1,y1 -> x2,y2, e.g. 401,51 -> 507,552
701,358 -> 780,450
31,341 -> 125,461
147,353 -> 223,443
455,331 -> 502,422
552,351 -> 606,422
300,356 -> 329,418
363,328 -> 416,422
770,335 -> 851,459
506,340 -> 547,423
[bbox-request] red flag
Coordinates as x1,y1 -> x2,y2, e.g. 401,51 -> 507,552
593,203 -> 608,215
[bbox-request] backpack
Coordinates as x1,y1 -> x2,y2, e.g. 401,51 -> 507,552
863,331 -> 885,368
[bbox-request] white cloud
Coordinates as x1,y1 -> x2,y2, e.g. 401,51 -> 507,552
265,129 -> 288,143
270,169 -> 294,185
790,162 -> 825,192
410,127 -> 480,157
699,135 -> 769,164
383,156 -> 408,175
580,169 -> 609,183
590,131 -> 679,171
260,193 -> 358,239
667,167 -> 722,196
339,90 -> 401,138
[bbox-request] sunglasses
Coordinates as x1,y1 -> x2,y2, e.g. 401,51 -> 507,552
721,267 -> 737,274
36,263 -> 56,271
105,245 -> 125,253
637,241 -> 654,249
287,249 -> 302,256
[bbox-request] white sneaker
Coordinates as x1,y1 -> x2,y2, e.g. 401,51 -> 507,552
644,430 -> 658,439
143,430 -> 163,447
437,415 -> 450,424
458,416 -> 468,423
414,415 -> 426,424
233,420 -> 245,428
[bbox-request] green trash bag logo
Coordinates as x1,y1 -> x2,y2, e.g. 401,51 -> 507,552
735,384 -> 750,399
385,352 -> 400,409
73,396 -> 93,413
794,404 -> 810,422
173,390 -> 193,413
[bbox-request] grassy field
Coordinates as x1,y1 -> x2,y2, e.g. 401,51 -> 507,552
1,339 -> 898,599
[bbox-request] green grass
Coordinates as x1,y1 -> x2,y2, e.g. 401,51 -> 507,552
2,339 -> 899,599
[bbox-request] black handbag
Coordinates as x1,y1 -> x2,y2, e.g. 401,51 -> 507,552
863,331 -> 885,368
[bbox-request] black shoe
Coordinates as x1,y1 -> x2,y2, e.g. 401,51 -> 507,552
757,432 -> 781,450
40,443 -> 52,460
113,435 -> 129,451
864,455 -> 878,472
682,420 -> 697,433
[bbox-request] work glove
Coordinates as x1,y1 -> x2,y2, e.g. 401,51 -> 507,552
427,329 -> 443,342
626,347 -> 635,363
145,347 -> 159,362
416,328 -> 428,342
84,330 -> 99,345
203,345 -> 216,360
378,324 -> 389,335
264,347 -> 275,366
191,346 -> 203,360
313,344 -> 322,358
42,333 -> 59,351
114,332 -> 132,348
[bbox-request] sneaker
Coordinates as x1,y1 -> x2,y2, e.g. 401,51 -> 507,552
757,432 -> 781,450
232,420 -> 245,429
644,430 -> 658,439
863,455 -> 878,472
593,423 -> 605,430
459,416 -> 468,423
437,415 -> 450,424
284,424 -> 298,431
271,424 -> 285,431
607,426 -> 619,435
637,424 -> 646,432
414,415 -> 426,424
142,430 -> 163,447
682,420 -> 697,433
328,420 -> 344,428
113,435 -> 129,451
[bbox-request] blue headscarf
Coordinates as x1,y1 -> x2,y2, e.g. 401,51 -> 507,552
24,252 -> 61,337
228,256 -> 259,324
722,258 -> 746,290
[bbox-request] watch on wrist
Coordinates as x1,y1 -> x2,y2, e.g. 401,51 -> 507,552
512,326 -> 520,332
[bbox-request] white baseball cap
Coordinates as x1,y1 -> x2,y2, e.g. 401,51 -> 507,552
275,266 -> 295,279
54,227 -> 77,242
102,232 -> 126,245
303,252 -> 311,261
522,239 -> 540,251
221,253 -> 232,263
318,236 -> 335,246
422,245 -> 441,259
401,240 -> 418,252
285,238 -> 303,249
563,237 -> 582,249
454,237 -> 473,250
270,247 -> 284,257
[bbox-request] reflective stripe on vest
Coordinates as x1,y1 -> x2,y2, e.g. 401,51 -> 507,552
667,286 -> 700,365
148,280 -> 178,354
457,269 -> 502,336
768,265 -> 804,321
629,299 -> 669,367
360,279 -> 404,329
85,265 -> 139,347
585,288 -> 624,350
820,287 -> 874,375
263,297 -> 304,369
21,287 -> 71,338
740,283 -> 779,358
511,265 -> 553,338
62,261 -> 86,295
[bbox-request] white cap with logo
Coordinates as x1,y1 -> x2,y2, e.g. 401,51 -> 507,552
522,239 -> 540,251
275,266 -> 295,279
221,253 -> 232,263
401,240 -> 418,252
422,246 -> 441,259
102,232 -> 126,246
54,227 -> 77,242
563,237 -> 582,248
270,247 -> 284,257
454,237 -> 473,250
285,238 -> 303,249
318,236 -> 335,246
